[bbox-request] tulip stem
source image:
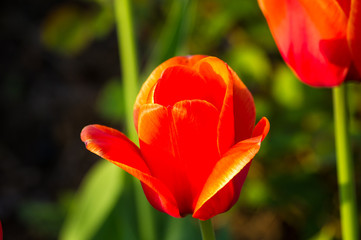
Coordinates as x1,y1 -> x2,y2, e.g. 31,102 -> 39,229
199,219 -> 216,240
114,1 -> 155,240
114,0 -> 138,142
332,85 -> 359,240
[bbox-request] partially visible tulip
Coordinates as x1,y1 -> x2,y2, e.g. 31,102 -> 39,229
81,55 -> 269,220
258,0 -> 361,87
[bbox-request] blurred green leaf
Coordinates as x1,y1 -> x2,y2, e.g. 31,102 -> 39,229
347,83 -> 361,134
241,179 -> 272,207
227,44 -> 271,84
163,217 -> 200,240
309,224 -> 336,240
60,160 -> 124,240
254,97 -> 272,119
19,201 -> 65,238
269,172 -> 331,238
96,78 -> 125,122
42,2 -> 113,55
42,5 -> 94,55
145,0 -> 195,73
93,176 -> 139,240
272,64 -> 304,109
91,5 -> 114,38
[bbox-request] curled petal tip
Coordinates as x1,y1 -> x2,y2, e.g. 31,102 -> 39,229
252,117 -> 270,141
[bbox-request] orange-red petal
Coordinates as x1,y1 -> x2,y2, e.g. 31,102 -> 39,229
194,57 -> 235,154
258,0 -> 350,86
133,55 -> 207,130
137,100 -> 221,215
153,65 -> 223,109
193,117 -> 270,219
80,125 -> 180,217
231,68 -> 256,142
192,162 -> 252,220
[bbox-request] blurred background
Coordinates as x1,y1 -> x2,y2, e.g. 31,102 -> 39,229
1,0 -> 360,239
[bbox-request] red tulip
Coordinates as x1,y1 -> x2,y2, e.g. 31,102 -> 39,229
258,0 -> 361,87
81,55 -> 269,220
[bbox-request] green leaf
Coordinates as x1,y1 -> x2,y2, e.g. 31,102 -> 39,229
163,217 -> 200,240
226,44 -> 271,84
59,160 -> 124,240
145,0 -> 194,73
42,5 -> 94,55
96,78 -> 125,122
42,2 -> 114,55
272,64 -> 304,109
241,178 -> 272,207
18,201 -> 65,238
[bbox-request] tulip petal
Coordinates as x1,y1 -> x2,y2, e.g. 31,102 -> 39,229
195,57 -> 232,85
252,116 -> 270,141
258,0 -> 350,86
153,66 -> 212,107
134,55 -> 207,130
81,124 -> 180,217
231,69 -> 256,142
336,0 -> 351,17
194,117 -> 270,219
138,100 -> 221,215
138,104 -> 189,212
192,162 -> 252,220
195,57 -> 235,155
348,0 -> 361,77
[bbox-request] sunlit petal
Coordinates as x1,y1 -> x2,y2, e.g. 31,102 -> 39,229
81,125 -> 180,217
194,117 -> 270,219
258,0 -> 350,86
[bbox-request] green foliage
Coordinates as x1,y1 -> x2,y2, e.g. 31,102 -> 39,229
146,0 -> 194,68
226,44 -> 271,84
96,78 -> 125,122
42,0 -> 113,55
60,161 -> 124,240
272,65 -> 305,109
241,179 -> 272,207
19,200 -> 66,238
162,217 -> 200,240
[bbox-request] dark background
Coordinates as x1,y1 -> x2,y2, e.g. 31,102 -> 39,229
1,0 -> 117,238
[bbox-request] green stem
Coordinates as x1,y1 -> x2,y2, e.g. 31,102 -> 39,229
114,1 -> 155,240
199,219 -> 216,240
114,0 -> 138,142
332,85 -> 359,240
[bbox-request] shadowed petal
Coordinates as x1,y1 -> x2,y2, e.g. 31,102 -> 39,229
258,0 -> 350,86
193,117 -> 270,219
348,0 -> 361,77
231,69 -> 256,142
81,125 -> 180,217
336,0 -> 351,16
